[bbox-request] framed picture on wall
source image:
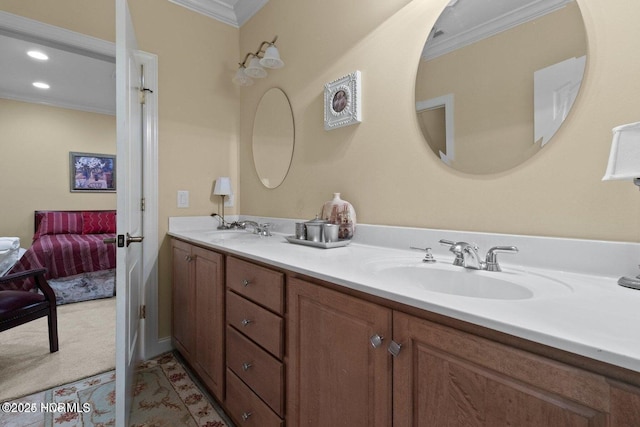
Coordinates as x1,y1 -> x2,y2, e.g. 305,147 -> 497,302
70,152 -> 116,192
324,70 -> 362,130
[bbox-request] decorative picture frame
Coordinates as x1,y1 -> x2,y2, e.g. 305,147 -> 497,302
324,70 -> 362,130
70,152 -> 116,192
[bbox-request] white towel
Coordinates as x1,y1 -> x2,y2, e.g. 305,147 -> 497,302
0,237 -> 20,252
0,237 -> 20,276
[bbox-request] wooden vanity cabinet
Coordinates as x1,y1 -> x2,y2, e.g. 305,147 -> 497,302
169,239 -> 640,426
392,311 -> 609,426
286,277 -> 640,427
287,277 -> 393,427
225,256 -> 285,427
171,239 -> 225,400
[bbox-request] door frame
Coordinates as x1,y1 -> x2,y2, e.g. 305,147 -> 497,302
0,11 -> 162,359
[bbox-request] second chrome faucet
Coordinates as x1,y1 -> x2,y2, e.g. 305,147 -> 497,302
439,239 -> 518,272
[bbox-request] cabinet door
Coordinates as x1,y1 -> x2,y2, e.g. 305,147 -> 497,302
393,311 -> 607,427
171,239 -> 195,359
193,245 -> 225,400
287,277 -> 392,427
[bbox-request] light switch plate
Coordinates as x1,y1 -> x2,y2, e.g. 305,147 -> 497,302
177,190 -> 189,208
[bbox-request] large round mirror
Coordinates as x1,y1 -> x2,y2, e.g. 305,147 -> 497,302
252,88 -> 295,188
415,0 -> 587,174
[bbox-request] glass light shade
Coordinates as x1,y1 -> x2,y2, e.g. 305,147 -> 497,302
232,67 -> 253,86
213,177 -> 232,196
244,56 -> 267,78
602,121 -> 640,181
259,45 -> 284,69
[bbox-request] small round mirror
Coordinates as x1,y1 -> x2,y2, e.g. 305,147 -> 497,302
415,0 -> 587,174
252,88 -> 294,188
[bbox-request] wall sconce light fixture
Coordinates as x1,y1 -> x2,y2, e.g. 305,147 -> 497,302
232,36 -> 284,87
602,121 -> 640,290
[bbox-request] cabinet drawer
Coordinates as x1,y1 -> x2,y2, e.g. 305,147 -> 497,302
227,327 -> 284,416
227,291 -> 283,359
226,369 -> 283,427
227,257 -> 284,314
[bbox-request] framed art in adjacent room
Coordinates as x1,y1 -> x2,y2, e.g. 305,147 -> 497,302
324,70 -> 362,130
70,152 -> 116,192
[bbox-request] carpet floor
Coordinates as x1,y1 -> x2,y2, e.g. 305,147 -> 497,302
0,298 -> 116,402
0,352 -> 233,427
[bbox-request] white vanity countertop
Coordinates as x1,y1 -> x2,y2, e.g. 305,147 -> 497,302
169,216 -> 640,373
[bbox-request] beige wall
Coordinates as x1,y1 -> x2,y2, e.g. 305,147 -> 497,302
127,0 -> 239,340
0,98 -> 116,247
239,0 -> 640,243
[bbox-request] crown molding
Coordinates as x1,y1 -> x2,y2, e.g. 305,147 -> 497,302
422,0 -> 572,61
169,0 -> 269,28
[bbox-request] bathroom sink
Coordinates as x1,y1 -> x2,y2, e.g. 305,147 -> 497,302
365,258 -> 572,300
200,230 -> 262,243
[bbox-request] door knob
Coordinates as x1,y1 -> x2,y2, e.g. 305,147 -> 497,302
126,232 -> 144,247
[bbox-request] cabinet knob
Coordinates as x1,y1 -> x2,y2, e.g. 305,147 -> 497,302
241,318 -> 253,326
241,411 -> 252,421
369,334 -> 384,348
242,362 -> 253,371
242,279 -> 250,287
388,340 -> 403,357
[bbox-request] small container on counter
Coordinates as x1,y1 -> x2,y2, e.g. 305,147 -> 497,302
305,215 -> 328,242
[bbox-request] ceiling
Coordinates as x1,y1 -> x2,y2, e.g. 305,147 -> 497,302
0,31 -> 116,115
0,0 -> 572,115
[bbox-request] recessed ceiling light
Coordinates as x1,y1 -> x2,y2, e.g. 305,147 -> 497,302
27,50 -> 49,61
33,82 -> 50,89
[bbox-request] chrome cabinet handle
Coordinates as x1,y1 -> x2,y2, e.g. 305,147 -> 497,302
388,340 -> 402,357
184,255 -> 196,262
369,334 -> 384,348
242,279 -> 250,287
241,411 -> 252,421
242,362 -> 253,371
241,319 -> 253,326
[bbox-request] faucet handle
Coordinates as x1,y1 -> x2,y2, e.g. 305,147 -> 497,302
485,246 -> 519,272
258,222 -> 273,236
439,240 -> 471,267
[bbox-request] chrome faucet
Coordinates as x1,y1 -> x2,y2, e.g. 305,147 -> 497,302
439,239 -> 518,271
234,220 -> 272,236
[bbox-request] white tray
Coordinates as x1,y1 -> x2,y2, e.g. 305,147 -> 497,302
284,235 -> 351,249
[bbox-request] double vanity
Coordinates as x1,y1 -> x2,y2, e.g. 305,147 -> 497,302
169,216 -> 640,426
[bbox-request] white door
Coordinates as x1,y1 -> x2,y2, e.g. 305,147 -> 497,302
115,0 -> 144,424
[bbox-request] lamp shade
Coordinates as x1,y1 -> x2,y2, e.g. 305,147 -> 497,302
213,177 -> 232,196
603,121 -> 640,181
260,45 -> 284,69
244,56 -> 267,78
232,66 -> 253,86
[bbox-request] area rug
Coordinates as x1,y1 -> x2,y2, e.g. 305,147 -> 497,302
38,352 -> 230,426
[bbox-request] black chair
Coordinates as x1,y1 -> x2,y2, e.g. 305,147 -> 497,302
0,268 -> 58,353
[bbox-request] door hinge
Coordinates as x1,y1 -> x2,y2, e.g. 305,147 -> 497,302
140,305 -> 146,319
141,197 -> 146,212
139,87 -> 153,105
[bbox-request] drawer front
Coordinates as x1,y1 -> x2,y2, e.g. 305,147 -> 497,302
227,291 -> 283,359
227,256 -> 284,314
226,369 -> 283,427
227,327 -> 284,416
